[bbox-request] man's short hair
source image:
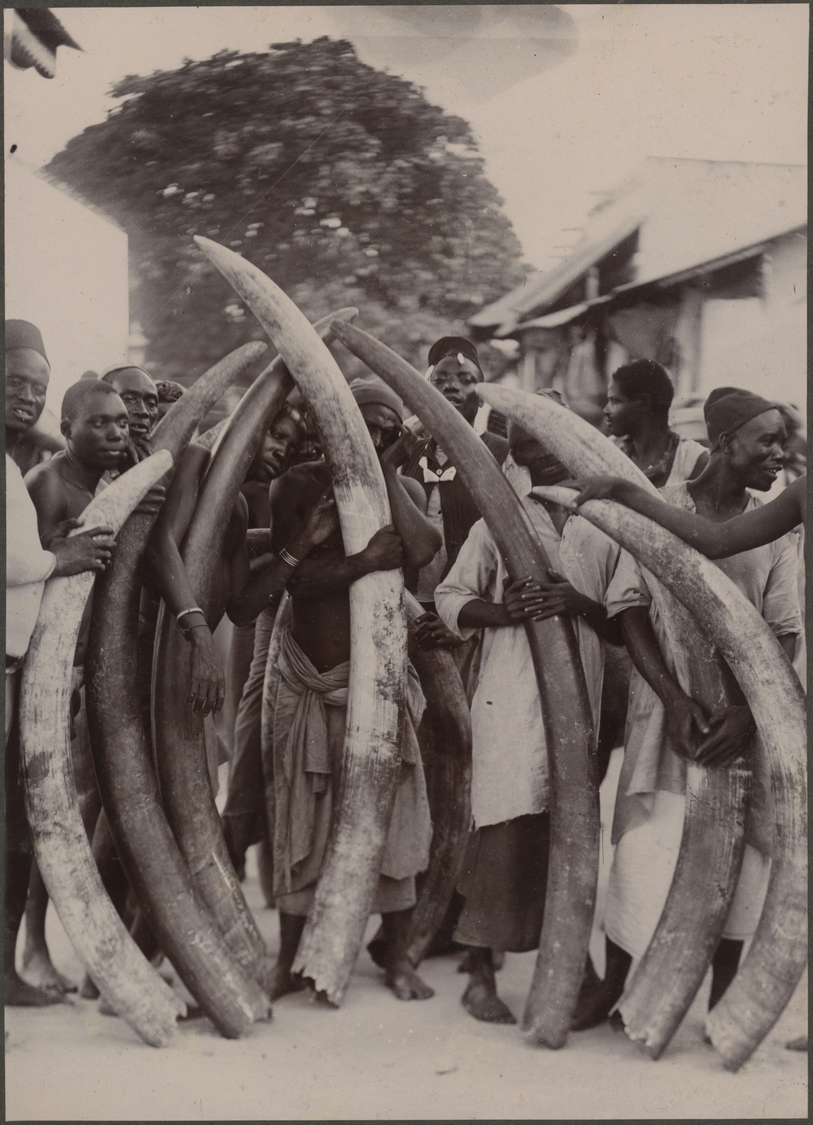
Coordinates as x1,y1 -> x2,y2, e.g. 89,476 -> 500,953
61,379 -> 121,422
612,359 -> 674,413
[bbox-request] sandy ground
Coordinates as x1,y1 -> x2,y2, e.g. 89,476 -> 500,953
5,752 -> 807,1121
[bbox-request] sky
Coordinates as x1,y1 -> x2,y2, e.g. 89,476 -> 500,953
4,4 -> 808,271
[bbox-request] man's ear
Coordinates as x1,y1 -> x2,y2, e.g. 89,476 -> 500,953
60,418 -> 71,439
717,430 -> 735,455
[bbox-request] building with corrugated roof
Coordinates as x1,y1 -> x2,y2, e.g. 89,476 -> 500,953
469,158 -> 806,422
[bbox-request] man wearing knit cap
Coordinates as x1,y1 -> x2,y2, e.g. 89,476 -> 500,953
574,386 -> 801,1031
262,376 -> 442,1002
5,322 -> 115,1005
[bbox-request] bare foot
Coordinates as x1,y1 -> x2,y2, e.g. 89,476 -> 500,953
265,962 -> 306,1002
79,974 -> 100,1000
386,962 -> 434,1001
5,972 -> 65,1007
20,951 -> 77,995
786,1036 -> 807,1051
461,979 -> 515,1024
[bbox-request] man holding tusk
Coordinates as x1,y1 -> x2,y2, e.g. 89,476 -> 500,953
100,365 -> 159,462
434,393 -> 623,1024
265,377 -> 442,1002
23,378 -> 135,997
5,323 -> 116,1006
573,386 -> 802,1031
401,336 -> 508,693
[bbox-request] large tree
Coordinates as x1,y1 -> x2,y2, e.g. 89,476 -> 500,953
47,38 -> 526,382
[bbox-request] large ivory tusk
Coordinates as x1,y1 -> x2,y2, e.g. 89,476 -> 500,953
152,312 -> 356,996
20,453 -> 185,1047
195,236 -> 405,1006
404,591 -> 472,967
480,384 -> 761,1057
328,319 -> 597,1049
86,343 -> 271,1037
533,484 -> 807,1070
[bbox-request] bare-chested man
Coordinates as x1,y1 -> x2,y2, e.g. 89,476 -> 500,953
265,378 -> 442,1002
5,323 -> 114,1006
22,379 -> 129,994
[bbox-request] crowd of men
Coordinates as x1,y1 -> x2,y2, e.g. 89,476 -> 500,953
5,318 -> 805,1049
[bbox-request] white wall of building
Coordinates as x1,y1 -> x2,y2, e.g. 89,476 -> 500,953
5,158 -> 129,416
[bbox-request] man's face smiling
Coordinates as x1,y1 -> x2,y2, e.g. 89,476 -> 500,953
359,402 -> 402,456
429,356 -> 482,425
63,389 -> 130,471
726,409 -> 786,492
105,368 -> 159,440
5,348 -> 50,436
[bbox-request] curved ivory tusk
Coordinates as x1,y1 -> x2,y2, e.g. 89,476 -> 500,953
20,453 -> 186,1047
481,385 -> 766,1057
195,237 -> 406,1006
534,483 -> 807,1070
86,344 -> 271,1037
152,312 -> 357,999
404,591 -> 472,967
327,319 -> 598,1049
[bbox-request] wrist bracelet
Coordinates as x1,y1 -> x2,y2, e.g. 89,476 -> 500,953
176,606 -> 205,626
279,546 -> 301,568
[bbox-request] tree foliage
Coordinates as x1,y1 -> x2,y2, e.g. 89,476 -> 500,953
47,38 -> 526,382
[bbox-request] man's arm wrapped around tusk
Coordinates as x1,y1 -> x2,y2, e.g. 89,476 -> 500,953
152,311 -> 357,998
86,343 -> 273,1037
195,236 -> 405,1006
534,483 -> 807,1071
478,384 -> 761,1059
20,452 -> 186,1048
326,319 -> 598,1049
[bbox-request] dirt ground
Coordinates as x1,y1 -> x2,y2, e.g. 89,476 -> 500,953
5,752 -> 807,1121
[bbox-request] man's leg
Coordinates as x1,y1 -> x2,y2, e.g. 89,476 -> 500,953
20,862 -> 77,994
4,673 -> 61,1006
708,938 -> 743,1011
455,814 -> 549,1023
570,937 -> 632,1030
266,912 -> 307,1001
380,908 -> 434,1001
460,946 -> 515,1024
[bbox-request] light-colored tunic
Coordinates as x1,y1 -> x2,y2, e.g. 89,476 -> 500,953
6,453 -> 56,659
435,498 -> 620,828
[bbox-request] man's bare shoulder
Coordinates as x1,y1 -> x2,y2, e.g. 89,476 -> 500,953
23,452 -> 68,491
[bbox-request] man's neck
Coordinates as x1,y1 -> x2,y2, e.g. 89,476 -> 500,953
626,419 -> 672,466
62,446 -> 106,494
687,458 -> 749,520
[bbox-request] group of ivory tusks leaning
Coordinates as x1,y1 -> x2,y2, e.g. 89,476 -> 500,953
19,236 -> 806,1067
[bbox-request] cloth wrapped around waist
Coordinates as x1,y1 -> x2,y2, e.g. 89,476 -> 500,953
272,627 -> 430,893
